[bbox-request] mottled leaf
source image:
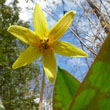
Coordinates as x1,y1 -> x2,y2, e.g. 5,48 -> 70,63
69,34 -> 110,110
0,105 -> 5,110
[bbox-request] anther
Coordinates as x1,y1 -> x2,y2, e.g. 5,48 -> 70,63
47,39 -> 49,42
40,40 -> 43,42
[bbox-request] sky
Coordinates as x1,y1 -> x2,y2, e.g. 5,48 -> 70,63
5,0 -> 90,82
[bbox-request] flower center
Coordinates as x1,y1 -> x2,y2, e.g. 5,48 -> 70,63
40,38 -> 49,49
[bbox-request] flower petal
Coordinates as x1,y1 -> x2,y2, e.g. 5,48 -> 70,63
48,11 -> 76,41
8,25 -> 40,45
33,4 -> 49,38
12,46 -> 41,69
53,41 -> 88,57
42,49 -> 56,83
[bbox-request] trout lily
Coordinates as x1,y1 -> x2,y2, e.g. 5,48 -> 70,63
8,4 -> 88,83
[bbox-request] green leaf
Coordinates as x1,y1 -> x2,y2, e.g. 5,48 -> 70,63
0,105 -> 5,110
69,34 -> 110,110
53,66 -> 80,110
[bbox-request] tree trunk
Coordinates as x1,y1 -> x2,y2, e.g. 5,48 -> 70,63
87,0 -> 110,34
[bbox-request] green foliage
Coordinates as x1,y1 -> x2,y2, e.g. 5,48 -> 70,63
0,0 -> 40,110
53,67 -> 80,110
53,34 -> 110,110
69,34 -> 110,110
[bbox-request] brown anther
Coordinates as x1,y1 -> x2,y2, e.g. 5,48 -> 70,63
40,38 -> 50,49
40,40 -> 43,42
47,39 -> 49,42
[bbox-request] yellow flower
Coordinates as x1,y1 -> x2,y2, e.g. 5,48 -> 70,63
8,4 -> 88,83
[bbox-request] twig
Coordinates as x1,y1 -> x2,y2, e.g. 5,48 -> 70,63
69,27 -> 97,55
39,70 -> 45,110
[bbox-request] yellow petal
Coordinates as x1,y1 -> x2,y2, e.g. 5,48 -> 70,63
8,25 -> 40,45
48,11 -> 76,41
33,4 -> 49,38
53,41 -> 88,57
42,49 -> 56,83
12,46 -> 41,69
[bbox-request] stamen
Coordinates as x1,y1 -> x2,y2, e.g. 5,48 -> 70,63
40,40 -> 43,42
47,39 -> 49,42
40,38 -> 49,49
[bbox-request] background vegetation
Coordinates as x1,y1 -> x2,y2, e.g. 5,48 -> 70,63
0,0 -> 40,109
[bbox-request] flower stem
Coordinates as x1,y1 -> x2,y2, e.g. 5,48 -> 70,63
39,70 -> 45,110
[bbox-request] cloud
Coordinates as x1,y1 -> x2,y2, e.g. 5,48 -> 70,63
5,0 -> 34,21
17,0 -> 35,21
5,0 -> 61,25
67,57 -> 86,67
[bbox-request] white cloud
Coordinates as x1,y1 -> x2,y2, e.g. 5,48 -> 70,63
5,0 -> 14,5
5,0 -> 61,26
5,0 -> 45,21
17,0 -> 35,21
5,0 -> 34,21
67,57 -> 86,67
17,0 -> 60,22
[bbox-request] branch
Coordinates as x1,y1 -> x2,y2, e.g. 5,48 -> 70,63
69,27 -> 97,55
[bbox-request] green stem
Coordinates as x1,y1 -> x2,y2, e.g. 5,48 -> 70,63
39,70 -> 45,110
